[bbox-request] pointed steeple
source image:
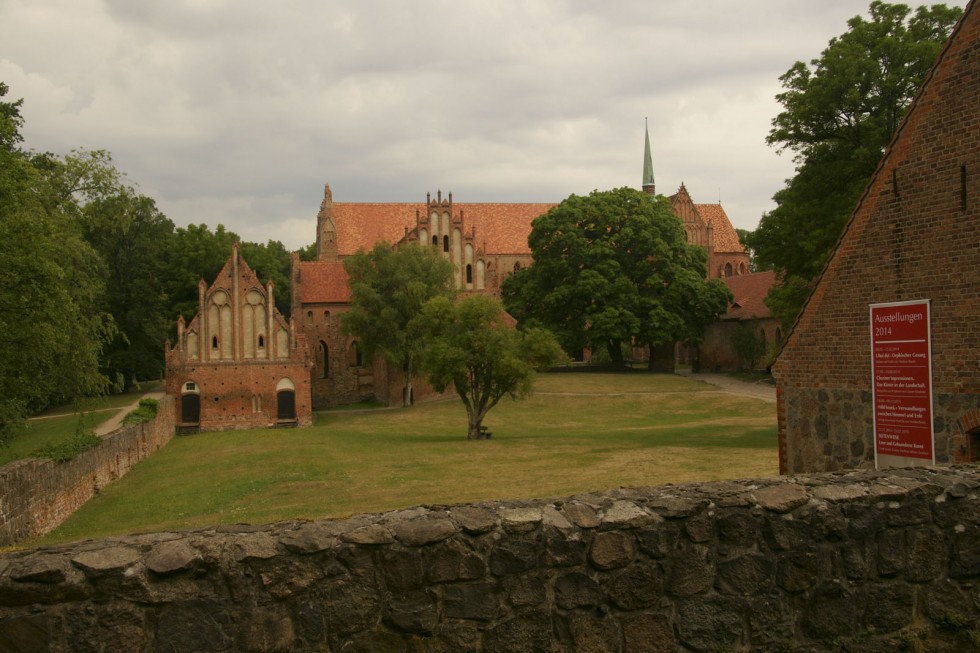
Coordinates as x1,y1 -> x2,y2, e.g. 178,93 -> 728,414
642,118 -> 656,195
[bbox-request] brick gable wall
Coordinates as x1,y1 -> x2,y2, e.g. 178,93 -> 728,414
773,3 -> 980,473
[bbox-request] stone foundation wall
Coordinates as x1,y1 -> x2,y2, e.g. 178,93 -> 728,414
0,396 -> 175,547
779,386 -> 980,473
3,465 -> 980,652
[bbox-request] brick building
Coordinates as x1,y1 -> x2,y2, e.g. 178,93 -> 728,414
699,270 -> 781,372
292,127 -> 767,407
774,0 -> 979,474
165,244 -> 313,431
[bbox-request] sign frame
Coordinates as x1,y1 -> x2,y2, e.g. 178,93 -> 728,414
870,299 -> 935,469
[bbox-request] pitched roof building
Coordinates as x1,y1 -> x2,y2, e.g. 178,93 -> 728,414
773,0 -> 979,473
291,125 -> 769,406
166,244 -> 312,431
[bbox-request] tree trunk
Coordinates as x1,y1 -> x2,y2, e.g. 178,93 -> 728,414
403,359 -> 414,407
648,341 -> 676,373
607,339 -> 624,365
466,406 -> 490,440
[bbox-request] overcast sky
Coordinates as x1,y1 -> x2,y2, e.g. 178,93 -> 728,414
1,0 -> 966,250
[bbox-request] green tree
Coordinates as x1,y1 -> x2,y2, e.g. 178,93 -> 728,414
163,223 -> 240,325
747,1 -> 961,327
732,323 -> 766,372
80,190 -> 176,388
341,242 -> 456,406
420,295 -> 565,440
0,85 -> 115,439
502,187 -> 731,369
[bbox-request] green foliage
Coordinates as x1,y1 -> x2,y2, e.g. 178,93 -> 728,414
748,1 -> 961,323
341,242 -> 456,406
31,420 -> 102,463
764,275 -> 814,333
503,187 -> 731,366
732,323 -> 767,371
420,295 -> 565,439
80,186 -> 176,388
122,398 -> 159,425
0,85 -> 115,440
296,242 -> 318,261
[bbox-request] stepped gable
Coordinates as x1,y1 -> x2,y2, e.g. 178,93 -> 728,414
296,260 -> 349,303
723,270 -> 775,319
696,203 -> 744,253
332,201 -> 555,256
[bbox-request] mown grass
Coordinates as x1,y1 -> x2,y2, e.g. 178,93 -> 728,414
35,373 -> 777,547
0,383 -> 162,466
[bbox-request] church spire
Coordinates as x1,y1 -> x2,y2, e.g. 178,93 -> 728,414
642,117 -> 656,195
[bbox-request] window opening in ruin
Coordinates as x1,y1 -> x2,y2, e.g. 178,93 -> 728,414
443,235 -> 449,252
306,310 -> 313,322
466,264 -> 473,284
320,341 -> 329,378
212,336 -> 219,349
258,335 -> 264,349
725,262 -> 733,277
432,235 -> 438,246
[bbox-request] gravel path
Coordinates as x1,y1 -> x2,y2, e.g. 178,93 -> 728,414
677,370 -> 777,403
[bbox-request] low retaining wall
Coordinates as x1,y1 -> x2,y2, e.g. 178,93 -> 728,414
0,396 -> 175,546
2,465 -> 979,651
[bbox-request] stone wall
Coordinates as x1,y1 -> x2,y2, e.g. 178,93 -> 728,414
2,465 -> 979,652
0,396 -> 175,547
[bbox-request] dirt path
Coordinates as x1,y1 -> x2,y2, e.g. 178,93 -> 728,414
91,392 -> 166,436
677,370 -> 777,403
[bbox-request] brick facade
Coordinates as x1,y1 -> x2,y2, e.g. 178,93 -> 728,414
773,2 -> 980,474
165,244 -> 313,430
295,177 -> 768,407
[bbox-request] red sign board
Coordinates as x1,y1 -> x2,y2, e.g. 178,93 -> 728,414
870,300 -> 934,467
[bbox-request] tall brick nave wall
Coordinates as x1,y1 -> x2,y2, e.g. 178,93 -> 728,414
0,396 -> 175,547
2,465 -> 979,652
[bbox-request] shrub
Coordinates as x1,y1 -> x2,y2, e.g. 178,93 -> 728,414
122,398 -> 158,426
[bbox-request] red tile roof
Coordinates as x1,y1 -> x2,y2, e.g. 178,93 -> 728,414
723,270 -> 776,320
696,203 -> 745,254
333,202 -> 556,256
298,261 -> 350,303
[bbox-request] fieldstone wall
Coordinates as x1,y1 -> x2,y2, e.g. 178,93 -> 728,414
0,396 -> 175,547
2,465 -> 980,652
779,387 -> 980,473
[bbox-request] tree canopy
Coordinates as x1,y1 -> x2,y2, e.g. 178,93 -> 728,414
0,85 -> 115,438
341,242 -> 456,406
746,1 -> 961,327
502,187 -> 731,368
0,82 -> 313,437
420,295 -> 565,439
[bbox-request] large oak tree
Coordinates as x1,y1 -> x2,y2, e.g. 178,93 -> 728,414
502,187 -> 731,369
747,1 -> 961,328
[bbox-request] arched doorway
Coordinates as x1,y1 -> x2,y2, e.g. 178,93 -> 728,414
181,381 -> 201,424
277,378 -> 296,421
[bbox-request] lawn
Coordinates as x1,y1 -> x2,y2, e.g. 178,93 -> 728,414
36,373 -> 777,546
0,383 -> 161,466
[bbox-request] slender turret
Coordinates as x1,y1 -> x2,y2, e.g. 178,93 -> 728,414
642,118 -> 656,195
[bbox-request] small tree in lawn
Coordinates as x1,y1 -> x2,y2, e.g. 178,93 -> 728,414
420,295 -> 565,440
341,242 -> 455,406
